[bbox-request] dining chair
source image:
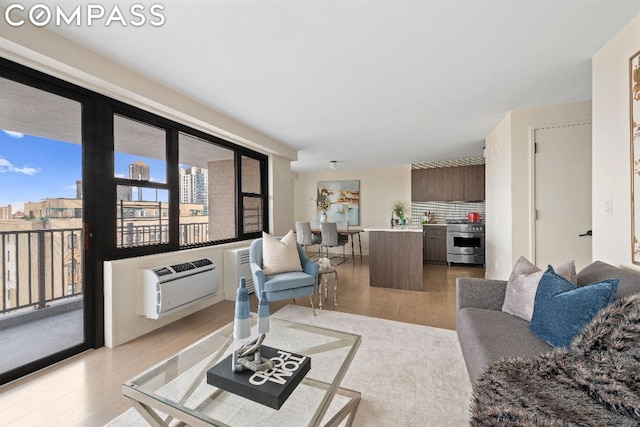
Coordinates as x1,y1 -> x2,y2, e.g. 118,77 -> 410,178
320,222 -> 349,265
295,221 -> 321,258
336,220 -> 349,231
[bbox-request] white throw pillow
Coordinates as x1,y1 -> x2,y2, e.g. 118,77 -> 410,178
262,230 -> 303,275
501,256 -> 576,321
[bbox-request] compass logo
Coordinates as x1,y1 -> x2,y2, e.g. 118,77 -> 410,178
4,3 -> 166,27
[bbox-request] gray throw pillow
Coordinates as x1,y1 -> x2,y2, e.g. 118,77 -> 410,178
502,256 -> 576,321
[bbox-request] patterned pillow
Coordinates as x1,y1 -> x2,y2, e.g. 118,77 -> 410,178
502,256 -> 576,321
262,230 -> 303,275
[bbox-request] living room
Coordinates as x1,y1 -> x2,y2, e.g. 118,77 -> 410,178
1,2 -> 640,425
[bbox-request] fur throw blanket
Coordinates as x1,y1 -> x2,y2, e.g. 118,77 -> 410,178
471,292 -> 640,426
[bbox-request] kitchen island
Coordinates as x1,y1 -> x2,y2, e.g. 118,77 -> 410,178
364,226 -> 423,291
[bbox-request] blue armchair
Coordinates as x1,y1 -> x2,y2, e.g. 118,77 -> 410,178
249,238 -> 319,315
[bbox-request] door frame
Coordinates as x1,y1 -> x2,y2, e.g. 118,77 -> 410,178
0,58 -> 100,385
528,119 -> 592,265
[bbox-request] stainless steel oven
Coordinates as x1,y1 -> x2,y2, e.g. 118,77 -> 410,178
446,222 -> 485,265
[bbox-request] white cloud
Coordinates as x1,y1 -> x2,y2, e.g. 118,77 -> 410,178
2,130 -> 24,138
0,157 -> 39,175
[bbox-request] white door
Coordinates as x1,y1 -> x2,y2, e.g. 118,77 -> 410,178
534,122 -> 592,271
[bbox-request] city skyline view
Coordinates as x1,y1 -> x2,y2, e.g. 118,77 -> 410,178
1,129 -> 171,213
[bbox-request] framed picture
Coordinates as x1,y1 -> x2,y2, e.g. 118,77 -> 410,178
630,49 -> 640,264
316,180 -> 360,226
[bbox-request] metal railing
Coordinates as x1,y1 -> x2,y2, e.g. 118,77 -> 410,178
1,222 -> 211,314
1,228 -> 83,315
116,222 -> 210,248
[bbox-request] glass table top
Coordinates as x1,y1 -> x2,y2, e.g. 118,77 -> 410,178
123,315 -> 361,427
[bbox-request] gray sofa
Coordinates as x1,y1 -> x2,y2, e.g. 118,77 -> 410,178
456,260 -> 640,382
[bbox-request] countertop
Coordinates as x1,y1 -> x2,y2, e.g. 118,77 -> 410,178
364,226 -> 423,232
422,223 -> 447,227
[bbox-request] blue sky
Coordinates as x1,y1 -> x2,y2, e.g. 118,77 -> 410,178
1,129 -> 167,211
0,129 -> 81,210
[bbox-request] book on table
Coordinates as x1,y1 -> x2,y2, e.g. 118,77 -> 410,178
206,345 -> 311,410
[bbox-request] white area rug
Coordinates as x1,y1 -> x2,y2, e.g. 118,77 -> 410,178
107,306 -> 471,426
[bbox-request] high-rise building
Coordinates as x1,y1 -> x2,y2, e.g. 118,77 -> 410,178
180,166 -> 209,213
0,204 -> 12,219
129,161 -> 150,181
129,161 -> 150,202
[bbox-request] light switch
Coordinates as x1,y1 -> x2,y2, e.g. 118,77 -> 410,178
605,199 -> 613,214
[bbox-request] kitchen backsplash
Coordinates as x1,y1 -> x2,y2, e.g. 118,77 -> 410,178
411,201 -> 486,224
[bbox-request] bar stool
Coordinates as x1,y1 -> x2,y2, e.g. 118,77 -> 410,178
318,266 -> 338,309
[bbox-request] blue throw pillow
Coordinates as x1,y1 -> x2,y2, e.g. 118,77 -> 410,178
529,266 -> 618,348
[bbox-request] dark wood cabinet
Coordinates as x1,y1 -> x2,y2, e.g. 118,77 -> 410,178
370,231 -> 423,290
412,165 -> 485,202
423,226 -> 447,262
463,164 -> 485,201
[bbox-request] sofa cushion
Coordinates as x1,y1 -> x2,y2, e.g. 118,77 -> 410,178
502,256 -> 576,321
263,271 -> 315,293
261,230 -> 303,275
577,261 -> 640,299
457,307 -> 552,381
529,266 -> 618,348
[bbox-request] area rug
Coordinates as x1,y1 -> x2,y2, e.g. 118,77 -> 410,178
107,306 -> 471,426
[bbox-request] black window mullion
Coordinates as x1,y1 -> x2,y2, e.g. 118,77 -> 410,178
167,128 -> 180,247
235,151 -> 243,237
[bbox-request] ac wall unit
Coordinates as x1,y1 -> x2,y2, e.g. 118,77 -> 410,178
223,247 -> 254,300
141,258 -> 219,319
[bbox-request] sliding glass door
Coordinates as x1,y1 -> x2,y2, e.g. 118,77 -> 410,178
0,75 -> 90,384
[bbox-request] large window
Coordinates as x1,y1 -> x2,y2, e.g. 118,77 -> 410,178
112,111 -> 267,253
114,115 -> 170,249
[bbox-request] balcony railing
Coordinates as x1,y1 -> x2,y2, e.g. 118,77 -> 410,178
1,222 -> 211,315
116,222 -> 210,248
1,228 -> 83,315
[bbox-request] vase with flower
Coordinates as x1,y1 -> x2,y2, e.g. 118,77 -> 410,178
312,194 -> 331,223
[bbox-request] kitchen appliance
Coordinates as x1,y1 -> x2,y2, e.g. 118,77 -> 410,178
467,212 -> 480,223
446,220 -> 485,265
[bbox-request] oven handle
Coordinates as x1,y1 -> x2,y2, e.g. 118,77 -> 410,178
447,232 -> 485,238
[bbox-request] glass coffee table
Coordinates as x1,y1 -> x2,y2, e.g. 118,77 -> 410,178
123,315 -> 361,427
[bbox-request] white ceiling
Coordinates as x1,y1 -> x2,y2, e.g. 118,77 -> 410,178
3,1 -> 640,172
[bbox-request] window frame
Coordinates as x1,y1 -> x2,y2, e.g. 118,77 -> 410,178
108,103 -> 269,258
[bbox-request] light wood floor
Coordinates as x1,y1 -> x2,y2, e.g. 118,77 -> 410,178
0,257 -> 484,426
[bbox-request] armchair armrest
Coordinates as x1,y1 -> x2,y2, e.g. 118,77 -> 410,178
456,277 -> 508,312
250,262 -> 265,294
302,258 -> 319,278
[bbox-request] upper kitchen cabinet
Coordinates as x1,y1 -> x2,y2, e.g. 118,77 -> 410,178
412,165 -> 484,202
463,164 -> 485,201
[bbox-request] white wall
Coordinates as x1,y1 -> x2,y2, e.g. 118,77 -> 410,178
485,101 -> 592,279
270,155 -> 295,235
104,241 -> 252,347
293,166 -> 412,255
484,112 -> 512,279
592,14 -> 640,269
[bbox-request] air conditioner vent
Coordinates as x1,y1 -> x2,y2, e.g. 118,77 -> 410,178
171,262 -> 196,273
153,267 -> 172,277
192,258 -> 214,268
